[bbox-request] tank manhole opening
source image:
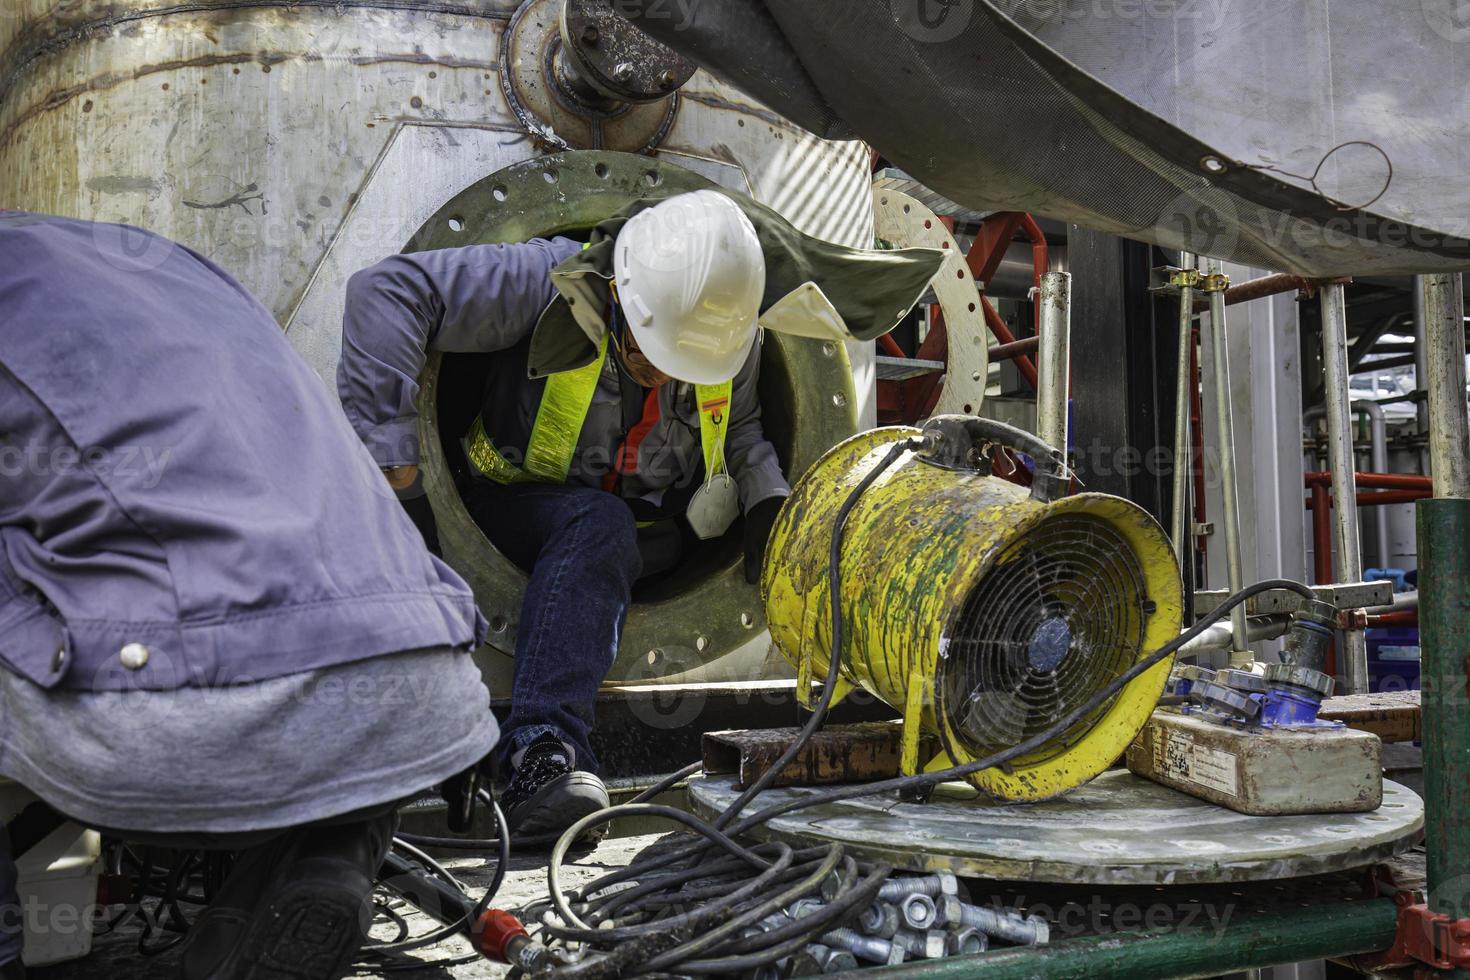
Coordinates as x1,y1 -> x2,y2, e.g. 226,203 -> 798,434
940,514 -> 1149,766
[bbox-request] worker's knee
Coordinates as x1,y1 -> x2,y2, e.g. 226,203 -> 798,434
565,491 -> 641,581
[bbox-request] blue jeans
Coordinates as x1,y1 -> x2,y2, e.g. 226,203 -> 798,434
470,483 -> 642,775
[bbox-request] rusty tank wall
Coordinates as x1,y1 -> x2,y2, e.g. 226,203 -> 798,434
0,0 -> 879,685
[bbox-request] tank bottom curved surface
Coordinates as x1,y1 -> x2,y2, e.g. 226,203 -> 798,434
689,770 -> 1423,885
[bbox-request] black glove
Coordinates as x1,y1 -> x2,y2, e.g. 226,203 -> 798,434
743,497 -> 785,585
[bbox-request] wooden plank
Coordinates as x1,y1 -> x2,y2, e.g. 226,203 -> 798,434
1318,690 -> 1421,743
702,721 -> 939,790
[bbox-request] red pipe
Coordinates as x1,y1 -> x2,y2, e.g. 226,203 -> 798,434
877,333 -> 906,358
1367,610 -> 1419,628
1305,489 -> 1434,508
1304,471 -> 1433,491
981,297 -> 1039,388
988,335 -> 1040,359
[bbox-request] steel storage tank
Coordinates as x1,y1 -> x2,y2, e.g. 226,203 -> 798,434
0,0 -> 879,688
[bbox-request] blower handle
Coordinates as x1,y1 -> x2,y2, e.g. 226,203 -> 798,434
916,414 -> 1068,503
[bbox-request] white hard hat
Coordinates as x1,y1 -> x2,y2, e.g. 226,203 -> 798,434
612,190 -> 766,385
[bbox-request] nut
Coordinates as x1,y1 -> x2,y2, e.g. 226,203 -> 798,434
894,929 -> 947,959
900,893 -> 938,930
934,894 -> 964,926
858,902 -> 900,938
948,927 -> 987,955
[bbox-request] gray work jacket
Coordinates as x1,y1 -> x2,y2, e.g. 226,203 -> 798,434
337,239 -> 790,514
0,213 -> 485,693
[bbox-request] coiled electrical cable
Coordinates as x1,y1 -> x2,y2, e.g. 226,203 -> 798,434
374,429 -> 1328,978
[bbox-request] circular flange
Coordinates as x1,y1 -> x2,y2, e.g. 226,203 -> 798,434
689,771 -> 1423,884
409,150 -> 858,681
500,0 -> 680,154
872,186 -> 988,418
561,0 -> 695,103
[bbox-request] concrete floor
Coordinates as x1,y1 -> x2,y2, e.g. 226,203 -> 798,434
36,835 -> 664,979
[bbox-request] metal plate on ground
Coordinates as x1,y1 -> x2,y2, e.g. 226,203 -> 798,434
689,770 -> 1423,885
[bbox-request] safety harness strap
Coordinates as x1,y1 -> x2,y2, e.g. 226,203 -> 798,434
466,340 -> 734,488
695,383 -> 732,478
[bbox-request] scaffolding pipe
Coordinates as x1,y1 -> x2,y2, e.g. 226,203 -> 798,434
1414,275 -> 1431,475
1304,401 -> 1390,567
1170,253 -> 1196,563
1202,258 -> 1250,667
1319,282 -> 1369,695
1422,273 -> 1470,499
1036,272 -> 1072,457
1178,615 -> 1293,654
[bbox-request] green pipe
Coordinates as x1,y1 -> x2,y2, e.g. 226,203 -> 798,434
1419,497 -> 1470,919
857,899 -> 1398,980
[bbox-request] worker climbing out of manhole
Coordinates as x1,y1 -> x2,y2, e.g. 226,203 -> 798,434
339,185 -> 946,842
339,190 -> 795,840
0,212 -> 498,980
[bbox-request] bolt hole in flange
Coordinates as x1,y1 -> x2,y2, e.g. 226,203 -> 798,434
409,151 -> 858,681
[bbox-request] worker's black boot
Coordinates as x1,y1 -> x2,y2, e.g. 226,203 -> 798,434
499,734 -> 609,841
178,812 -> 394,980
0,958 -> 24,979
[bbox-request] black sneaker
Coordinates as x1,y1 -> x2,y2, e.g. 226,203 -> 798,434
499,734 -> 609,840
178,813 -> 393,980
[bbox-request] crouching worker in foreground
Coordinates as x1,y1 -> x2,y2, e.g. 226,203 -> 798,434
339,187 -> 945,841
0,213 -> 498,980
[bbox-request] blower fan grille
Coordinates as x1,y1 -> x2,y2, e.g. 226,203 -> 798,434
940,514 -> 1151,767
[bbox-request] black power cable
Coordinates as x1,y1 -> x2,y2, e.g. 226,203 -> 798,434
358,428 -> 1327,978
529,428 -> 1325,977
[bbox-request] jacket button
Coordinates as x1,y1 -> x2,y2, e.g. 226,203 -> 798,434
119,643 -> 150,670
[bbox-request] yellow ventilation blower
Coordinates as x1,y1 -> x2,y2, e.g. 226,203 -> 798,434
761,416 -> 1183,802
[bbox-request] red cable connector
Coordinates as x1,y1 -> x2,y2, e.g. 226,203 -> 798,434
472,908 -> 549,972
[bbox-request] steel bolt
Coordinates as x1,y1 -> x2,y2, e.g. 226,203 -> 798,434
657,68 -> 677,90
822,928 -> 905,966
956,903 -> 1050,945
581,24 -> 600,45
877,872 -> 959,902
933,894 -> 965,926
899,893 -> 938,930
612,62 -> 634,83
893,929 -> 947,959
858,901 -> 899,938
948,927 -> 987,956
